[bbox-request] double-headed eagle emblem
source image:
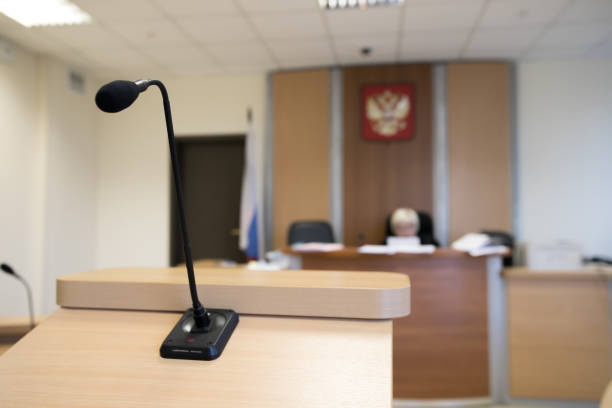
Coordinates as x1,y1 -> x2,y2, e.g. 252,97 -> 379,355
365,89 -> 411,137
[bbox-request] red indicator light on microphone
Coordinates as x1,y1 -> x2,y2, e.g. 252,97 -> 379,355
188,338 -> 194,342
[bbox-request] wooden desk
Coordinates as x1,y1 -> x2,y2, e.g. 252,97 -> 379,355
0,267 -> 410,407
504,267 -> 612,401
286,248 -> 505,401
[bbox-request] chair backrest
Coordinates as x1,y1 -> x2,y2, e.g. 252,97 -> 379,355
288,221 -> 335,245
385,211 -> 439,246
481,229 -> 515,266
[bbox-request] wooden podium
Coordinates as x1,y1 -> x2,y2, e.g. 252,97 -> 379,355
0,266 -> 410,407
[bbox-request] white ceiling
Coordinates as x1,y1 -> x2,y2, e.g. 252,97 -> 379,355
0,0 -> 610,78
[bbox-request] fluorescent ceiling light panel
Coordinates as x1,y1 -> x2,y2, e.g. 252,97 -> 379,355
0,0 -> 91,27
320,0 -> 403,10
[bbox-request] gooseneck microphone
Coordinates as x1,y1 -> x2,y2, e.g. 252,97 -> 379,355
97,79 -> 209,328
1,263 -> 35,329
95,79 -> 238,360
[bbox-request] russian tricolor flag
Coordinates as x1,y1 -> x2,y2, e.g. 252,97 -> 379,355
239,112 -> 259,259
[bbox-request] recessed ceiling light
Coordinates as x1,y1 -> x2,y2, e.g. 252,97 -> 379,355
319,0 -> 404,10
0,0 -> 92,27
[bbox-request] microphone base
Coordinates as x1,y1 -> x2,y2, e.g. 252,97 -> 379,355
160,308 -> 239,361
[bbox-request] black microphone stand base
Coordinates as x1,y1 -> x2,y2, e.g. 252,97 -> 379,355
160,308 -> 238,361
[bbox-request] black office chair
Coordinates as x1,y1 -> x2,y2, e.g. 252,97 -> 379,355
481,230 -> 514,266
287,221 -> 335,245
385,211 -> 439,246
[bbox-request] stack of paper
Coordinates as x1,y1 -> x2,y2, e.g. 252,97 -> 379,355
468,245 -> 508,257
291,242 -> 345,253
358,245 -> 436,255
358,245 -> 396,255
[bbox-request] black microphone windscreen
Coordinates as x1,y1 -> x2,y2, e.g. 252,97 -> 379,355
95,80 -> 140,113
1,263 -> 15,275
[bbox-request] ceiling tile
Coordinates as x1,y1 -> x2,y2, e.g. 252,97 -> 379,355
71,0 -> 164,22
479,0 -> 570,28
250,12 -> 327,40
106,19 -> 191,46
79,45 -> 160,72
524,46 -> 589,59
0,27 -> 67,56
32,24 -> 124,50
338,51 -> 398,65
465,26 -> 542,57
167,63 -> 223,76
207,42 -> 275,66
0,14 -> 24,31
225,62 -> 278,73
178,16 -> 257,44
403,0 -> 485,30
267,39 -> 334,66
335,35 -> 399,64
558,0 -> 612,24
535,23 -> 612,49
139,44 -> 212,66
152,0 -> 239,17
236,0 -> 319,13
402,29 -> 469,54
401,50 -> 461,62
335,34 -> 398,57
326,8 -> 402,36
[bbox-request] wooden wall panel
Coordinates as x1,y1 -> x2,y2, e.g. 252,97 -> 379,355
508,276 -> 612,400
343,64 -> 433,246
272,70 -> 330,249
447,62 -> 512,242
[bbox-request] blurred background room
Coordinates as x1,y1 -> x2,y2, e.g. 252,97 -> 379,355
0,0 -> 611,407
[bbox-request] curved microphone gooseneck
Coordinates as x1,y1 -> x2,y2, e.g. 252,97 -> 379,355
95,79 -> 209,328
1,263 -> 35,329
95,79 -> 238,361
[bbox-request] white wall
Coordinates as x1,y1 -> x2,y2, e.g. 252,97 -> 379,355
95,74 -> 267,269
0,47 -> 266,318
0,44 -> 99,317
40,58 -> 99,313
0,46 -> 45,317
518,59 -> 612,257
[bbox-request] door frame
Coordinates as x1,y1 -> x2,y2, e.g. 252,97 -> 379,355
169,134 -> 246,266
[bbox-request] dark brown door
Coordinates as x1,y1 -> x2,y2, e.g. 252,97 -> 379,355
171,135 -> 246,265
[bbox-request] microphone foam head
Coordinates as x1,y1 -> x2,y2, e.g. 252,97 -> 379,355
95,80 -> 140,113
1,263 -> 15,275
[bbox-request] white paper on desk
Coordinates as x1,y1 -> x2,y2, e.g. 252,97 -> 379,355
291,242 -> 345,252
395,245 -> 436,254
386,236 -> 421,247
451,233 -> 490,252
468,245 -> 509,257
358,245 -> 397,255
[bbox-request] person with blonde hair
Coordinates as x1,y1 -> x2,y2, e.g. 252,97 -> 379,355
390,208 -> 420,237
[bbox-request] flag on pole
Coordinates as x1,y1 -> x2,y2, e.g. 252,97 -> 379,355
239,109 -> 259,259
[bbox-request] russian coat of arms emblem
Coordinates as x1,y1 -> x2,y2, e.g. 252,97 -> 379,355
361,84 -> 414,140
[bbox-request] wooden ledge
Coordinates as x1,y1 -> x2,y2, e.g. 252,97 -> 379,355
57,267 -> 410,320
502,266 -> 612,281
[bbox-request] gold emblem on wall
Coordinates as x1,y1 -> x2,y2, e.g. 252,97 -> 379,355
366,90 -> 410,136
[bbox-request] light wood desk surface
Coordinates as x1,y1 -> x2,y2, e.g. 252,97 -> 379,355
503,266 -> 612,401
503,266 -> 612,280
0,308 -> 392,408
57,267 -> 410,320
0,267 -> 408,407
